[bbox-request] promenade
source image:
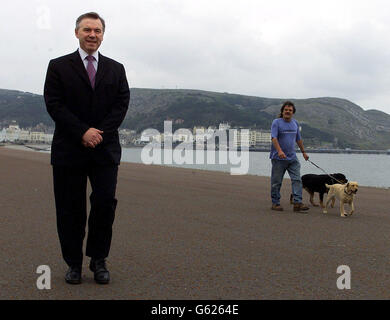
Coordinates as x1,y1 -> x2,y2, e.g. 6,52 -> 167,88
0,147 -> 389,299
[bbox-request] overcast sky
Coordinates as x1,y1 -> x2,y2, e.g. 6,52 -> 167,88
1,0 -> 390,114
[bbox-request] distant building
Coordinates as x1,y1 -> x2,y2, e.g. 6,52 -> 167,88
0,123 -> 53,144
119,129 -> 137,145
193,126 -> 214,145
218,122 -> 230,130
232,129 -> 271,148
231,129 -> 250,148
0,128 -> 6,142
173,129 -> 193,143
193,126 -> 206,135
250,130 -> 271,145
30,131 -> 53,144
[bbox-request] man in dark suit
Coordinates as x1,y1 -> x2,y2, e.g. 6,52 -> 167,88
44,12 -> 130,284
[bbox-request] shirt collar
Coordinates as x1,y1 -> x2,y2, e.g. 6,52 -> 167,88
78,47 -> 99,63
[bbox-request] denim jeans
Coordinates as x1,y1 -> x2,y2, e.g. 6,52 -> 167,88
271,158 -> 302,205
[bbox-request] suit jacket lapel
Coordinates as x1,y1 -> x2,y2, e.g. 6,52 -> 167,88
69,50 -> 91,88
94,52 -> 107,89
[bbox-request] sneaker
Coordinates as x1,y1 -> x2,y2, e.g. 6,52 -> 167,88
293,203 -> 309,213
271,204 -> 284,211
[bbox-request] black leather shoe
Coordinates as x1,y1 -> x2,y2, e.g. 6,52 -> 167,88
65,266 -> 82,284
89,258 -> 110,284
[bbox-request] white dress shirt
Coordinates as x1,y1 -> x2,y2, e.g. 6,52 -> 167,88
78,47 -> 99,71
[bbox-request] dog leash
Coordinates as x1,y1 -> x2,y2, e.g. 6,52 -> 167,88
307,160 -> 346,184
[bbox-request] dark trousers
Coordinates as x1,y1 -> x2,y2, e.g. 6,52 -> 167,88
53,164 -> 118,267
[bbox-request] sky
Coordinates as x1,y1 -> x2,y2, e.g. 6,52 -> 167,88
2,0 -> 390,114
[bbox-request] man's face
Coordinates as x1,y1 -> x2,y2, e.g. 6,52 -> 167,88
282,105 -> 294,121
75,18 -> 104,54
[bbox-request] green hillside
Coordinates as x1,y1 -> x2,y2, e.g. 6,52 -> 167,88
1,88 -> 390,149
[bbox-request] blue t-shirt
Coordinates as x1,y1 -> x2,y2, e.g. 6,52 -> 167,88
269,118 -> 301,160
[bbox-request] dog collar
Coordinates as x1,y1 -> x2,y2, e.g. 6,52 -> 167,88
344,186 -> 353,195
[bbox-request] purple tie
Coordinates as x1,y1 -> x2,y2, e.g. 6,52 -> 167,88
86,55 -> 96,88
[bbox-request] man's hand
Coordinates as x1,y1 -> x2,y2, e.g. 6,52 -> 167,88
82,128 -> 104,148
278,150 -> 287,159
296,140 -> 308,161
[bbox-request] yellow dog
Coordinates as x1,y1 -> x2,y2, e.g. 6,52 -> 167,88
323,182 -> 358,217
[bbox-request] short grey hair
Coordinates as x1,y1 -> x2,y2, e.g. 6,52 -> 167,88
76,12 -> 105,32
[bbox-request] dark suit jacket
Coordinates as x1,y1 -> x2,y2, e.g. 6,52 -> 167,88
44,50 -> 130,166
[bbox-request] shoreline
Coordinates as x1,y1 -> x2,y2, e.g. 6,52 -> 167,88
1,145 -> 388,189
2,142 -> 390,155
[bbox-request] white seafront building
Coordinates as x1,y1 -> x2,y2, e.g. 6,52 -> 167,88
232,129 -> 271,148
138,122 -> 271,149
0,124 -> 53,144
